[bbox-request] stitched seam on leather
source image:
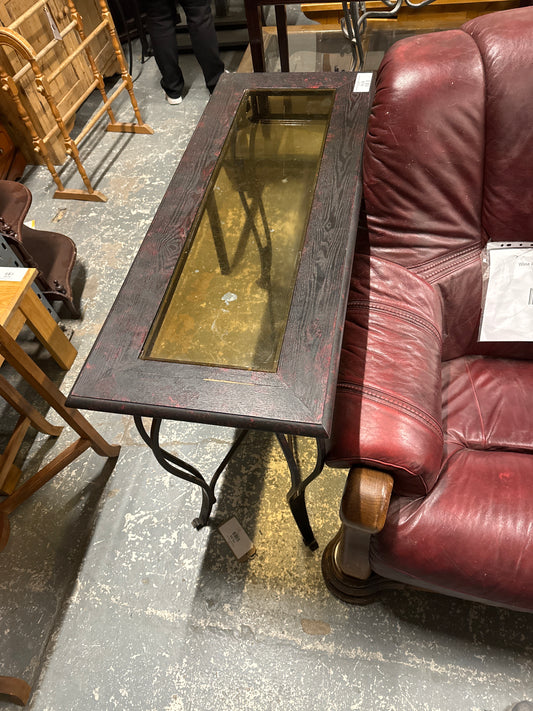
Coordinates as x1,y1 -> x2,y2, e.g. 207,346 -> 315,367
464,361 -> 487,447
421,254 -> 481,285
411,249 -> 481,283
409,243 -> 480,274
460,25 -> 488,246
346,301 -> 442,343
328,455 -> 430,495
337,382 -> 443,437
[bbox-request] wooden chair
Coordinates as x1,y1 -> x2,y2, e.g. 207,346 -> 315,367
0,267 -> 120,705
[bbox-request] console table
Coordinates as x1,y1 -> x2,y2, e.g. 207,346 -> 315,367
67,71 -> 374,550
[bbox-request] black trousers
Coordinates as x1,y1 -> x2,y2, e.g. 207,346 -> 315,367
143,0 -> 224,97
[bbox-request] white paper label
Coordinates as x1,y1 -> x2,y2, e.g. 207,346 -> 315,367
0,267 -> 28,282
218,517 -> 255,561
479,243 -> 533,342
353,73 -> 373,93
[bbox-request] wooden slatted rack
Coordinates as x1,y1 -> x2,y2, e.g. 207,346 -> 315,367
0,0 -> 153,201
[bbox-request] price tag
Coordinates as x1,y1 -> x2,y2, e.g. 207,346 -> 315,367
218,517 -> 256,561
353,73 -> 373,93
0,267 -> 28,282
479,242 -> 533,342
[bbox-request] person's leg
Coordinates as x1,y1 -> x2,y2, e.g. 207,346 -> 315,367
143,0 -> 185,99
180,0 -> 224,93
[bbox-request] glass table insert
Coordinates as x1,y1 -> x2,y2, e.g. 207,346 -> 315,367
143,89 -> 335,372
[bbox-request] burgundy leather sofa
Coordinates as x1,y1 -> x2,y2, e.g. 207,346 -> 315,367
321,6 -> 533,612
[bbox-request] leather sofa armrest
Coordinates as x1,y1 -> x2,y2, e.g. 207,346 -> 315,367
327,256 -> 444,496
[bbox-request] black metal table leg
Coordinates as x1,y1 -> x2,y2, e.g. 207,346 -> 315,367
244,0 -> 267,72
275,434 -> 326,550
274,5 -> 290,72
134,417 -> 326,548
206,191 -> 231,275
134,416 -> 249,529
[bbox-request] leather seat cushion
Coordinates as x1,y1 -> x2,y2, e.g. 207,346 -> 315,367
370,447 -> 533,611
442,355 -> 533,453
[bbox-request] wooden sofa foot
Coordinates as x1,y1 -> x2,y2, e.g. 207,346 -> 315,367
321,534 -> 405,604
0,512 -> 9,552
0,676 -> 31,705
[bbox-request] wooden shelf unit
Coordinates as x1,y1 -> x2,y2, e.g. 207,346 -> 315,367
0,0 -> 153,201
0,0 -> 118,164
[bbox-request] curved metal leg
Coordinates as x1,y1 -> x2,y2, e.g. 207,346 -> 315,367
275,434 -> 326,550
134,417 -> 248,529
341,1 -> 364,71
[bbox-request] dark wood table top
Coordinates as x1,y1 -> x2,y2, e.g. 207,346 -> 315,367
67,72 -> 374,438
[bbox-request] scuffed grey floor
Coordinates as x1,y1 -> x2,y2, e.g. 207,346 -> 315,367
1,40 -> 532,711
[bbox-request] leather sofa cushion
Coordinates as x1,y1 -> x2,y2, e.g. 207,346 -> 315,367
370,354 -> 533,611
463,9 -> 533,244
371,447 -> 533,612
361,6 -> 533,361
443,356 -> 533,453
363,29 -> 485,269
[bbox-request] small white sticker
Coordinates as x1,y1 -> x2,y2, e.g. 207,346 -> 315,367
353,73 -> 373,93
218,517 -> 256,561
0,267 -> 28,282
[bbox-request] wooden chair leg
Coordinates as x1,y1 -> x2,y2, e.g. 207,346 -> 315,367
0,374 -> 64,438
0,325 -> 120,459
0,323 -> 120,551
0,675 -> 31,706
0,373 -> 65,495
0,415 -> 30,494
19,288 -> 77,371
0,511 -> 9,552
0,438 -> 91,518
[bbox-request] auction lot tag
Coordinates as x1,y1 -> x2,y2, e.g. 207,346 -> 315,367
479,242 -> 533,341
0,267 -> 28,282
353,73 -> 373,93
218,517 -> 256,561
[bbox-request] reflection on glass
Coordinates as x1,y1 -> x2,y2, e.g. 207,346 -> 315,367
142,89 -> 335,371
264,31 -> 355,73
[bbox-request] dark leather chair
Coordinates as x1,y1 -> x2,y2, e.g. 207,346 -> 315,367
0,180 -> 80,317
322,7 -> 533,613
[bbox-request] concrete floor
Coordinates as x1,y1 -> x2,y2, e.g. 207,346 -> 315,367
1,35 -> 532,711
